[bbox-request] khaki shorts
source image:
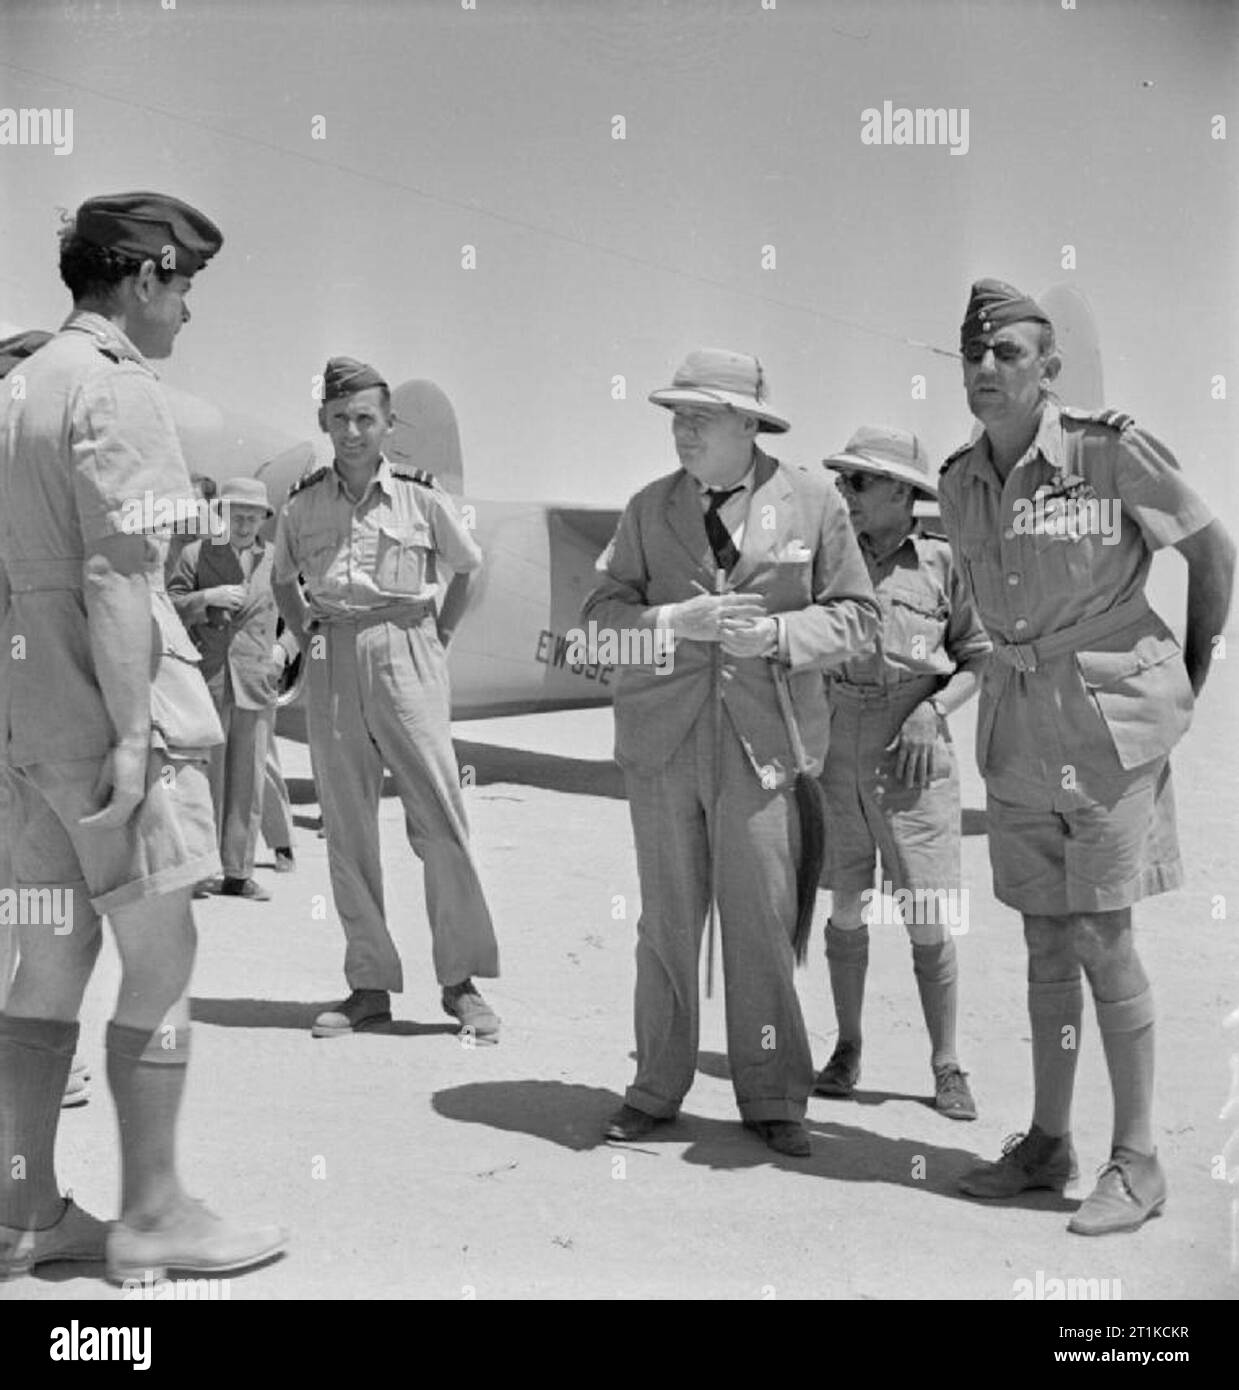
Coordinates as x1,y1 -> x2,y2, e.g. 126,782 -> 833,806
820,679 -> 961,898
986,757 -> 1181,916
8,753 -> 220,915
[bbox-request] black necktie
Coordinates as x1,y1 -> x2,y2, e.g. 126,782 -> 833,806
704,486 -> 743,573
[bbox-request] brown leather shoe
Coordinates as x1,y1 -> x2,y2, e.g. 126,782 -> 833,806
814,1041 -> 861,1097
441,980 -> 500,1040
311,989 -> 392,1038
933,1064 -> 977,1121
745,1119 -> 812,1158
604,1104 -> 670,1142
0,1197 -> 108,1279
1068,1149 -> 1166,1236
958,1125 -> 1077,1198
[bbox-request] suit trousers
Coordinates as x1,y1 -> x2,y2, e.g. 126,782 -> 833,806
305,616 -> 498,993
623,703 -> 813,1124
208,697 -> 274,880
261,736 -> 293,851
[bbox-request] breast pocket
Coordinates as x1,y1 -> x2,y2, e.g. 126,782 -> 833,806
886,583 -> 949,663
376,521 -> 435,595
299,529 -> 342,582
1026,525 -> 1096,602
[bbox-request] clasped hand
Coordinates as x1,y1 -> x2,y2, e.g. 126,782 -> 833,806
672,591 -> 774,656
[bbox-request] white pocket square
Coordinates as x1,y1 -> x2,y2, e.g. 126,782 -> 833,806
775,540 -> 812,563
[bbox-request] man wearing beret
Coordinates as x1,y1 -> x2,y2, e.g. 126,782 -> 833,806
816,427 -> 991,1120
169,477 -> 297,901
273,357 -> 500,1040
583,349 -> 880,1157
0,192 -> 286,1280
940,279 -> 1234,1234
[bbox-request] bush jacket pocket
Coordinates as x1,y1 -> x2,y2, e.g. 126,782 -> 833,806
1074,630 -> 1194,770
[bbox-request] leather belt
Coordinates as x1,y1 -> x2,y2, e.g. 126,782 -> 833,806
990,595 -> 1150,675
311,599 -> 435,633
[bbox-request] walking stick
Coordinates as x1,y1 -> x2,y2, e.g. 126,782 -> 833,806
770,662 -> 828,966
705,567 -> 725,999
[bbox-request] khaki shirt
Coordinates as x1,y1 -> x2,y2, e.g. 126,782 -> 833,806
0,312 -> 207,765
834,531 -> 991,689
938,402 -> 1213,803
272,457 -> 481,622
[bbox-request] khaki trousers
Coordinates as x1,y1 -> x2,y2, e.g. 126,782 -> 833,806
305,616 -> 498,992
208,698 -> 274,881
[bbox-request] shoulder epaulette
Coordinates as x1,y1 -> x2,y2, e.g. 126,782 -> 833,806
391,466 -> 436,489
288,465 -> 329,498
913,525 -> 949,543
1061,406 -> 1135,432
939,440 -> 972,476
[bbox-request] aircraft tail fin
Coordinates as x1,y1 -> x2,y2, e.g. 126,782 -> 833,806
388,379 -> 465,494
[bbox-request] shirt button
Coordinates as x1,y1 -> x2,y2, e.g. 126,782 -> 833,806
1014,618 -> 1028,632
1003,528 -> 1015,540
1007,573 -> 1020,586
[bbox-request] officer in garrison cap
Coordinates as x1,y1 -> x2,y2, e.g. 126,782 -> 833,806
0,192 -> 286,1281
816,427 -> 991,1120
272,357 -> 500,1040
583,348 -> 879,1158
939,279 -> 1234,1234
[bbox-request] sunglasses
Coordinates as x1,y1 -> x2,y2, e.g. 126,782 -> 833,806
834,471 -> 883,494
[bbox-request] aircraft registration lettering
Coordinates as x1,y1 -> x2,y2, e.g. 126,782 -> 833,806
535,629 -> 613,685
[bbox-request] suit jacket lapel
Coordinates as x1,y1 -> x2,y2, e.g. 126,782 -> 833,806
729,450 -> 792,588
665,469 -> 716,581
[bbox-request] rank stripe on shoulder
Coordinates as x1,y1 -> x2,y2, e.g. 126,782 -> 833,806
288,465 -> 329,498
939,440 -> 971,475
391,466 -> 437,488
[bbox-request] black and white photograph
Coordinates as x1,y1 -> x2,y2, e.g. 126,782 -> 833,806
1,0 -> 1236,1340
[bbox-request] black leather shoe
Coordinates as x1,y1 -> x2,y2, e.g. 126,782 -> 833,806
745,1119 -> 812,1158
604,1105 -> 669,1142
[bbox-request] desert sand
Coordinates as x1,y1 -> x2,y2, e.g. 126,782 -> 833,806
10,658 -> 1238,1302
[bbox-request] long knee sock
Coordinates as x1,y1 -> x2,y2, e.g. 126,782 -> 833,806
106,1021 -> 191,1225
912,938 -> 959,1070
1095,989 -> 1155,1157
0,1013 -> 77,1226
825,921 -> 868,1046
1029,978 -> 1083,1138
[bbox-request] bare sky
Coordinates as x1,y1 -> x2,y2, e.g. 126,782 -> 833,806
2,0 -> 1235,554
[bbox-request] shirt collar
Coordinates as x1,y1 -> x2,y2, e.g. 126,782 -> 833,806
966,400 -> 1065,488
58,310 -> 152,371
329,453 -> 395,501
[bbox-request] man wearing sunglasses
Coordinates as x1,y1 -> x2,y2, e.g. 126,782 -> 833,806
939,279 -> 1234,1235
817,428 -> 991,1120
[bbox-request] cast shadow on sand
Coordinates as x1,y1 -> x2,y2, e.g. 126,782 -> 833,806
282,740 -> 624,807
190,997 -> 457,1037
429,1078 -> 1076,1212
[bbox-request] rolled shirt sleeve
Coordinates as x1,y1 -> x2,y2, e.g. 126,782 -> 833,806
71,366 -> 196,544
1113,426 -> 1215,552
428,490 -> 483,575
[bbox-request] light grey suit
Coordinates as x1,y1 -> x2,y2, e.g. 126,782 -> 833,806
583,449 -> 879,1122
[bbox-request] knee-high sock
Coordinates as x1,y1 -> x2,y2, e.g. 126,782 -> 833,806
0,1013 -> 77,1226
1095,989 -> 1155,1157
1028,978 -> 1083,1138
912,938 -> 959,1070
825,921 -> 868,1047
106,1021 -> 191,1224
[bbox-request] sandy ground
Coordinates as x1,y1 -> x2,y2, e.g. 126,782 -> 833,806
8,660 -> 1239,1303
